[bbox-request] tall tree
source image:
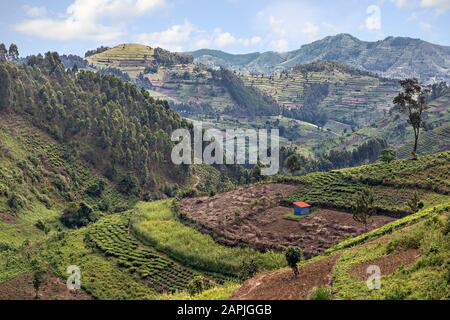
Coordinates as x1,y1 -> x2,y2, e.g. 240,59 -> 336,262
393,78 -> 430,159
352,187 -> 376,232
8,44 -> 19,61
0,43 -> 7,62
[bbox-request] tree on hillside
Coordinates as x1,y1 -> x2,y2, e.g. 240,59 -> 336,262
352,187 -> 376,232
393,78 -> 430,159
285,246 -> 303,278
407,192 -> 424,213
379,149 -> 396,163
8,44 -> 19,61
285,154 -> 302,173
0,43 -> 7,62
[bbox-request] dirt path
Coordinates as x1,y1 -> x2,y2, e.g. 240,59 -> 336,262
232,255 -> 340,300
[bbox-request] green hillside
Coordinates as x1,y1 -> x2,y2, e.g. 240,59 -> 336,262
241,60 -> 399,127
86,44 -> 280,117
0,54 -> 189,197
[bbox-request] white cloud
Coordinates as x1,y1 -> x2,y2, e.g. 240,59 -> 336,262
303,22 -> 321,40
365,5 -> 382,32
271,39 -> 289,52
390,0 -> 409,8
420,0 -> 450,13
23,5 -> 47,18
256,2 -> 324,51
15,0 -> 165,41
135,21 -> 195,51
419,21 -> 433,31
135,23 -> 263,51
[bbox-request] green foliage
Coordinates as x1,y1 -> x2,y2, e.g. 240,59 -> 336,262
308,287 -> 333,300
117,175 -> 138,196
331,205 -> 450,300
88,213 -> 196,293
85,179 -> 106,197
239,258 -> 260,281
215,68 -> 280,117
407,192 -> 425,213
285,154 -> 302,173
60,202 -> 97,228
130,201 -> 285,277
379,149 -> 397,163
187,276 -> 210,296
393,78 -> 430,156
352,187 -> 376,231
7,192 -> 25,211
285,247 -> 303,277
1,54 -> 189,196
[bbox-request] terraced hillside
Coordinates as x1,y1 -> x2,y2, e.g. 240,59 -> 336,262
86,44 -> 279,116
324,88 -> 450,156
241,61 -> 399,127
180,152 -> 449,259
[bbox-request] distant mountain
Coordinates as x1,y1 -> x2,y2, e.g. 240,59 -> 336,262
190,34 -> 450,84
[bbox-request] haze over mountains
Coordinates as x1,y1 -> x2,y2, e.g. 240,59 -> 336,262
191,34 -> 450,84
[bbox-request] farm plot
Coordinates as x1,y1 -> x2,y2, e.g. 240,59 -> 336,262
181,184 -> 396,258
87,214 -> 196,293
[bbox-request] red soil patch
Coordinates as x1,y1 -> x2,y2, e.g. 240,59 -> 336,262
0,272 -> 92,300
0,212 -> 16,224
181,184 -> 396,257
349,249 -> 421,280
232,255 -> 340,300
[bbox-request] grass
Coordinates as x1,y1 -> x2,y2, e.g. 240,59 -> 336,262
130,200 -> 286,277
38,229 -> 159,300
278,151 -> 449,214
158,282 -> 240,300
330,203 -> 450,300
87,212 -> 197,293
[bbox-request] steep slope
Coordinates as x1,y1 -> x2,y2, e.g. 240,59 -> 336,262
0,53 -> 189,197
232,151 -> 450,300
86,44 -> 281,117
241,60 -> 399,127
325,87 -> 450,156
191,34 -> 450,83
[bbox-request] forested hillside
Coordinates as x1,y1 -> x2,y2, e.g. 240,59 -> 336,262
0,53 -> 189,197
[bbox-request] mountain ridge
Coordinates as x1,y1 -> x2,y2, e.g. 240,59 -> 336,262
190,34 -> 450,83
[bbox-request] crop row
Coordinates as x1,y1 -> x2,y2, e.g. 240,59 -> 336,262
87,214 -> 196,293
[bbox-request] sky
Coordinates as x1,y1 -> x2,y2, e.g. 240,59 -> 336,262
0,0 -> 449,56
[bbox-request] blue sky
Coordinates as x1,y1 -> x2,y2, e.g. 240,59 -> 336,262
1,0 -> 449,56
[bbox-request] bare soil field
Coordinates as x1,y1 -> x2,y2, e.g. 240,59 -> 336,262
232,255 -> 340,300
181,183 -> 396,257
0,273 -> 92,300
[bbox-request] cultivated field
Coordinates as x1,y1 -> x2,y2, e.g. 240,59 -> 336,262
181,184 -> 396,257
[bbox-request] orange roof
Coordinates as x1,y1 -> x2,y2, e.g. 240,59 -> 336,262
293,202 -> 311,208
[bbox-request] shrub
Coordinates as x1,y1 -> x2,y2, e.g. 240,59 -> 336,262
118,175 -> 138,195
85,179 -> 106,197
35,220 -> 50,234
7,193 -> 24,211
239,258 -> 260,280
285,247 -> 303,277
308,287 -> 333,300
60,202 -> 98,228
187,276 -> 209,296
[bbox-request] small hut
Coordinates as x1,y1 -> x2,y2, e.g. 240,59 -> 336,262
293,202 -> 311,215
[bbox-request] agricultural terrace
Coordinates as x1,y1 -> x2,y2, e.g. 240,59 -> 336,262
241,61 -> 399,126
130,200 -> 286,277
232,199 -> 450,300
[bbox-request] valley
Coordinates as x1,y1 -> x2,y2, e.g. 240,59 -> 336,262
0,30 -> 449,302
